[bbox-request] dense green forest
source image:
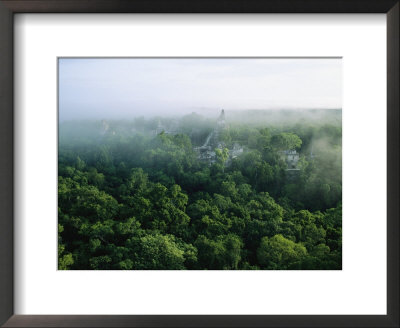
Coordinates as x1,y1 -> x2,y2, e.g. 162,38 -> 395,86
58,109 -> 342,270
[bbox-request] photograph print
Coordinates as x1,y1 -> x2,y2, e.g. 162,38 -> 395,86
58,58 -> 342,270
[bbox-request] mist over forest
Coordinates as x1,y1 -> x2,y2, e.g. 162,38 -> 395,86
58,108 -> 342,270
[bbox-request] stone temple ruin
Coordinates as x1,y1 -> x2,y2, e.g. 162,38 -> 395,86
279,150 -> 300,171
194,109 -> 304,171
195,110 -> 243,165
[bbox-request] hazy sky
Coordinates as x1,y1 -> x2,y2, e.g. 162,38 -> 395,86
59,58 -> 342,121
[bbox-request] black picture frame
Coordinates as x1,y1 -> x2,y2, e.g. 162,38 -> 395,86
0,1 -> 398,327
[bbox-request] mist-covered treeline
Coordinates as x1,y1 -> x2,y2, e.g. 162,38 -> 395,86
58,109 -> 342,270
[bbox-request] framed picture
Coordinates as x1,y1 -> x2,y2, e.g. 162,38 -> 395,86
0,0 -> 398,327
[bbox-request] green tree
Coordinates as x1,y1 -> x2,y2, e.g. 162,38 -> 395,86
215,147 -> 229,172
195,234 -> 243,269
257,234 -> 307,269
128,234 -> 188,270
271,133 -> 302,150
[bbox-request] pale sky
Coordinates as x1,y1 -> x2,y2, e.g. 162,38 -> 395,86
59,58 -> 342,121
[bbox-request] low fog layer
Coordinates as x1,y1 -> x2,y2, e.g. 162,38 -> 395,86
59,58 -> 342,121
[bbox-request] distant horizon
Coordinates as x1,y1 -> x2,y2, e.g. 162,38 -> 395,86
59,58 -> 342,121
59,107 -> 342,123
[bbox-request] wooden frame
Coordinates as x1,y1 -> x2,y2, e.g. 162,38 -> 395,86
0,0 -> 398,327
